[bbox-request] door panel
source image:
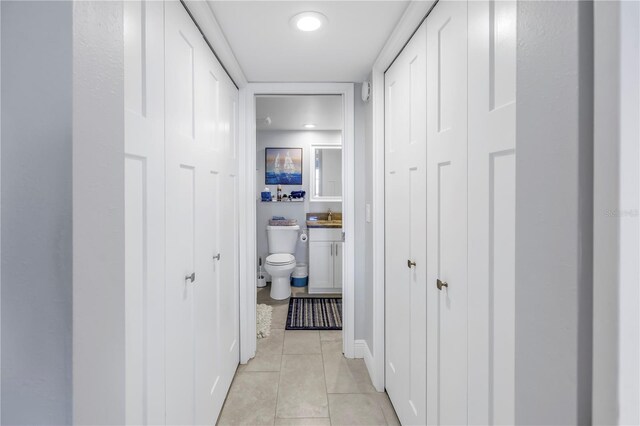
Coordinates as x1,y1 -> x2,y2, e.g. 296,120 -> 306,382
165,4 -> 200,423
124,156 -> 145,425
467,1 -> 517,424
218,112 -> 239,402
166,164 -> 196,425
210,79 -> 240,420
206,72 -> 220,152
426,1 -> 468,425
385,37 -> 409,417
488,153 -> 516,424
124,1 -> 165,423
195,169 -> 220,423
385,21 -> 427,426
174,33 -> 195,139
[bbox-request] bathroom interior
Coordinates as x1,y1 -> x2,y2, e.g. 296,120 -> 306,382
255,94 -> 344,337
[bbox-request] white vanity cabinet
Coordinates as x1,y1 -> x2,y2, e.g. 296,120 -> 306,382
308,228 -> 343,293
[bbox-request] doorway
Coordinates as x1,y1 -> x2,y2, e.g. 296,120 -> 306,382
255,94 -> 343,297
239,83 -> 356,363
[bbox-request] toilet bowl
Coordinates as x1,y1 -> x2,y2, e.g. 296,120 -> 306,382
264,253 -> 296,300
265,224 -> 300,300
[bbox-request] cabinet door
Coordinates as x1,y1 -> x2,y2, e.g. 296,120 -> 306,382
333,242 -> 343,289
309,241 -> 334,289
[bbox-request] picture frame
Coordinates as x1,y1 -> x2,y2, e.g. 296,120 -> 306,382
265,147 -> 303,185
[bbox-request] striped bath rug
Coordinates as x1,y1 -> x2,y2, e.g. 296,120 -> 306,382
286,297 -> 342,330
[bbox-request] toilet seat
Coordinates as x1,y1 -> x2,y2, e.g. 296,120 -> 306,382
266,253 -> 295,266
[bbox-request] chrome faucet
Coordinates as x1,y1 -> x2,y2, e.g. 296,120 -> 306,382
327,208 -> 333,222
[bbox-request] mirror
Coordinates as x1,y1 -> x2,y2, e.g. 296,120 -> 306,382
310,145 -> 342,202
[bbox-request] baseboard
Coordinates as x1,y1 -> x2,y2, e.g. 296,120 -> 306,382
354,339 -> 381,391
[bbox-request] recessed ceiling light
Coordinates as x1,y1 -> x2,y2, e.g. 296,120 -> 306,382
290,12 -> 327,32
303,123 -> 316,129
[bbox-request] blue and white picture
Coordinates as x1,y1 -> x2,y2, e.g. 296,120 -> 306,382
265,147 -> 302,185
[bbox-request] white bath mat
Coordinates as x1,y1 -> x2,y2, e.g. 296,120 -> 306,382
256,304 -> 273,339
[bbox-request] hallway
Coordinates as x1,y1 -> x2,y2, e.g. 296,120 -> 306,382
217,286 -> 399,425
3,1 -> 638,424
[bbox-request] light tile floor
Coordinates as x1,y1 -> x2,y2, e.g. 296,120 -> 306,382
217,285 -> 400,426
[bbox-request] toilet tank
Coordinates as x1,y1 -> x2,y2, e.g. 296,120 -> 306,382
267,225 -> 300,254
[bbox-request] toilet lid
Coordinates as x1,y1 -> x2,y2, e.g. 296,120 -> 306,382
266,253 -> 295,265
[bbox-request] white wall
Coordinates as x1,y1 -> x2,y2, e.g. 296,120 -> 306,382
593,1 -> 640,424
614,6 -> 640,422
515,1 -> 593,424
1,2 -> 73,423
363,78 -> 374,349
256,130 -> 341,277
353,83 -> 368,342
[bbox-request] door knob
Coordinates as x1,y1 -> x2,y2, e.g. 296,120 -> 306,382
437,279 -> 448,290
407,260 -> 416,268
213,253 -> 221,261
185,272 -> 196,283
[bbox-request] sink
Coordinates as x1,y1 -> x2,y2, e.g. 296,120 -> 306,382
306,212 -> 343,229
306,220 -> 342,229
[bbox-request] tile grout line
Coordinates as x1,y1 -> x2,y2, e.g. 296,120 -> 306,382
272,349 -> 284,423
320,333 -> 333,424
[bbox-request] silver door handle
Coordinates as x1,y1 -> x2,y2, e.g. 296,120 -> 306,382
407,260 -> 416,268
437,279 -> 448,290
213,253 -> 221,261
335,244 -> 339,257
185,272 -> 196,283
331,244 -> 333,256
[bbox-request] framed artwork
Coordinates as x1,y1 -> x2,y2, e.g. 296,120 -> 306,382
265,147 -> 303,185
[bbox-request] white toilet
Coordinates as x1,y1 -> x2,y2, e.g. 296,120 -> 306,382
265,224 -> 300,300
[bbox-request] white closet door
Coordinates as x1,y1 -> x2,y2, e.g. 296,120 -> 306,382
385,21 -> 427,426
164,2 -> 201,421
214,74 -> 241,417
193,25 -> 223,424
164,1 -> 238,424
124,1 -> 165,424
467,1 -> 517,424
425,1 -> 469,425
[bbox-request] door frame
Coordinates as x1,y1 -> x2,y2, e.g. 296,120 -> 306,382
593,1 -> 640,422
238,82 -> 356,362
